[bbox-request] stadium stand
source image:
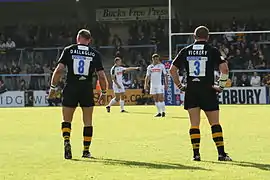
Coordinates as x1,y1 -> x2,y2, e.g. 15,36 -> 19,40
0,0 -> 270,91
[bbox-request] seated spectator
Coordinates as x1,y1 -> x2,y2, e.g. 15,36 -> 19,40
250,72 -> 261,87
19,79 -> 27,91
5,38 -> 16,50
238,74 -> 250,86
243,48 -> 252,66
138,32 -> 148,45
150,32 -> 159,45
10,62 -> 21,74
231,49 -> 245,69
0,79 -> 7,94
231,76 -> 238,87
255,51 -> 266,69
262,74 -> 270,86
247,60 -> 254,69
112,34 -> 122,47
10,62 -> 21,90
131,79 -> 140,89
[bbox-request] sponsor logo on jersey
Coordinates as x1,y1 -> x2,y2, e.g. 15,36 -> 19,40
151,68 -> 161,72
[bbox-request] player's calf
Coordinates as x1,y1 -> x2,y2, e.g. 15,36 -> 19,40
62,122 -> 72,159
82,126 -> 93,158
189,126 -> 201,161
211,124 -> 232,160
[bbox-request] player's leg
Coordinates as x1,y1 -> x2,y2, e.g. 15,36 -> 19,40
61,86 -> 78,159
106,93 -> 120,113
61,107 -> 76,159
157,92 -> 166,117
81,107 -> 94,158
204,110 -> 232,161
150,87 -> 161,117
202,90 -> 232,161
153,94 -> 162,117
79,89 -> 95,158
184,89 -> 201,161
120,92 -> 126,112
187,108 -> 201,161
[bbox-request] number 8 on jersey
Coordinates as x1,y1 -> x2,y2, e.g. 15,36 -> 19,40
72,55 -> 92,76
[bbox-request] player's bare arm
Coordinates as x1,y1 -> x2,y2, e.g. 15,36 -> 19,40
170,65 -> 183,89
124,67 -> 140,71
164,73 -> 169,90
144,75 -> 150,90
96,70 -> 108,104
49,63 -> 65,99
111,74 -> 121,89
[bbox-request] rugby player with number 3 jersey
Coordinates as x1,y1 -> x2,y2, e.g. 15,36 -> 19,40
144,54 -> 168,117
170,26 -> 232,161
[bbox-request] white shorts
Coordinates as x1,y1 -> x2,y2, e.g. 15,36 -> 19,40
150,86 -> 164,95
113,83 -> 125,93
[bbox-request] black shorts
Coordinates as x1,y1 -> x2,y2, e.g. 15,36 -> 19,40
184,85 -> 219,111
62,83 -> 94,108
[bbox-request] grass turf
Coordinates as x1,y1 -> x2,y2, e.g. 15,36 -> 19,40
0,105 -> 269,180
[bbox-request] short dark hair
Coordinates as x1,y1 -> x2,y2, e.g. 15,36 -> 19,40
194,26 -> 209,39
115,51 -> 123,59
152,53 -> 160,59
77,29 -> 91,40
114,57 -> 121,63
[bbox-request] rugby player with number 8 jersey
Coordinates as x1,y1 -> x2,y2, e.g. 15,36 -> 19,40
48,29 -> 108,159
170,26 -> 232,161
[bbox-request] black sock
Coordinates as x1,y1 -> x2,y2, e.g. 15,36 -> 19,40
211,124 -> 225,155
83,126 -> 93,152
61,122 -> 71,143
189,127 -> 200,156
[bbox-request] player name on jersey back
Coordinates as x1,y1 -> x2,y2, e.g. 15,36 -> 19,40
58,44 -> 104,84
188,44 -> 208,56
173,41 -> 225,86
70,48 -> 96,57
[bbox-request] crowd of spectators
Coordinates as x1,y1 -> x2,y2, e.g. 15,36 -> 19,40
1,17 -> 270,91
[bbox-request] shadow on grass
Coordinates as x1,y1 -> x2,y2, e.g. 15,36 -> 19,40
171,116 -> 189,119
203,160 -> 270,171
71,158 -> 210,171
129,111 -> 155,115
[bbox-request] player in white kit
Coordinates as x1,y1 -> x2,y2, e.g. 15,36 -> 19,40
144,54 -> 168,117
106,57 -> 140,112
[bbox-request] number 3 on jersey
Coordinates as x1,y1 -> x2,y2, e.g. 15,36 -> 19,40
73,55 -> 92,76
188,57 -> 208,77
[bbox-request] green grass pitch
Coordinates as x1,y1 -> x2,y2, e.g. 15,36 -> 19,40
0,105 -> 269,180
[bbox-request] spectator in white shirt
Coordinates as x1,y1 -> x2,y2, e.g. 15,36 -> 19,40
250,72 -> 261,87
5,38 -> 16,49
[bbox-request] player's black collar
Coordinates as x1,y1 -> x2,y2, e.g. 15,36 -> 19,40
194,41 -> 207,44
